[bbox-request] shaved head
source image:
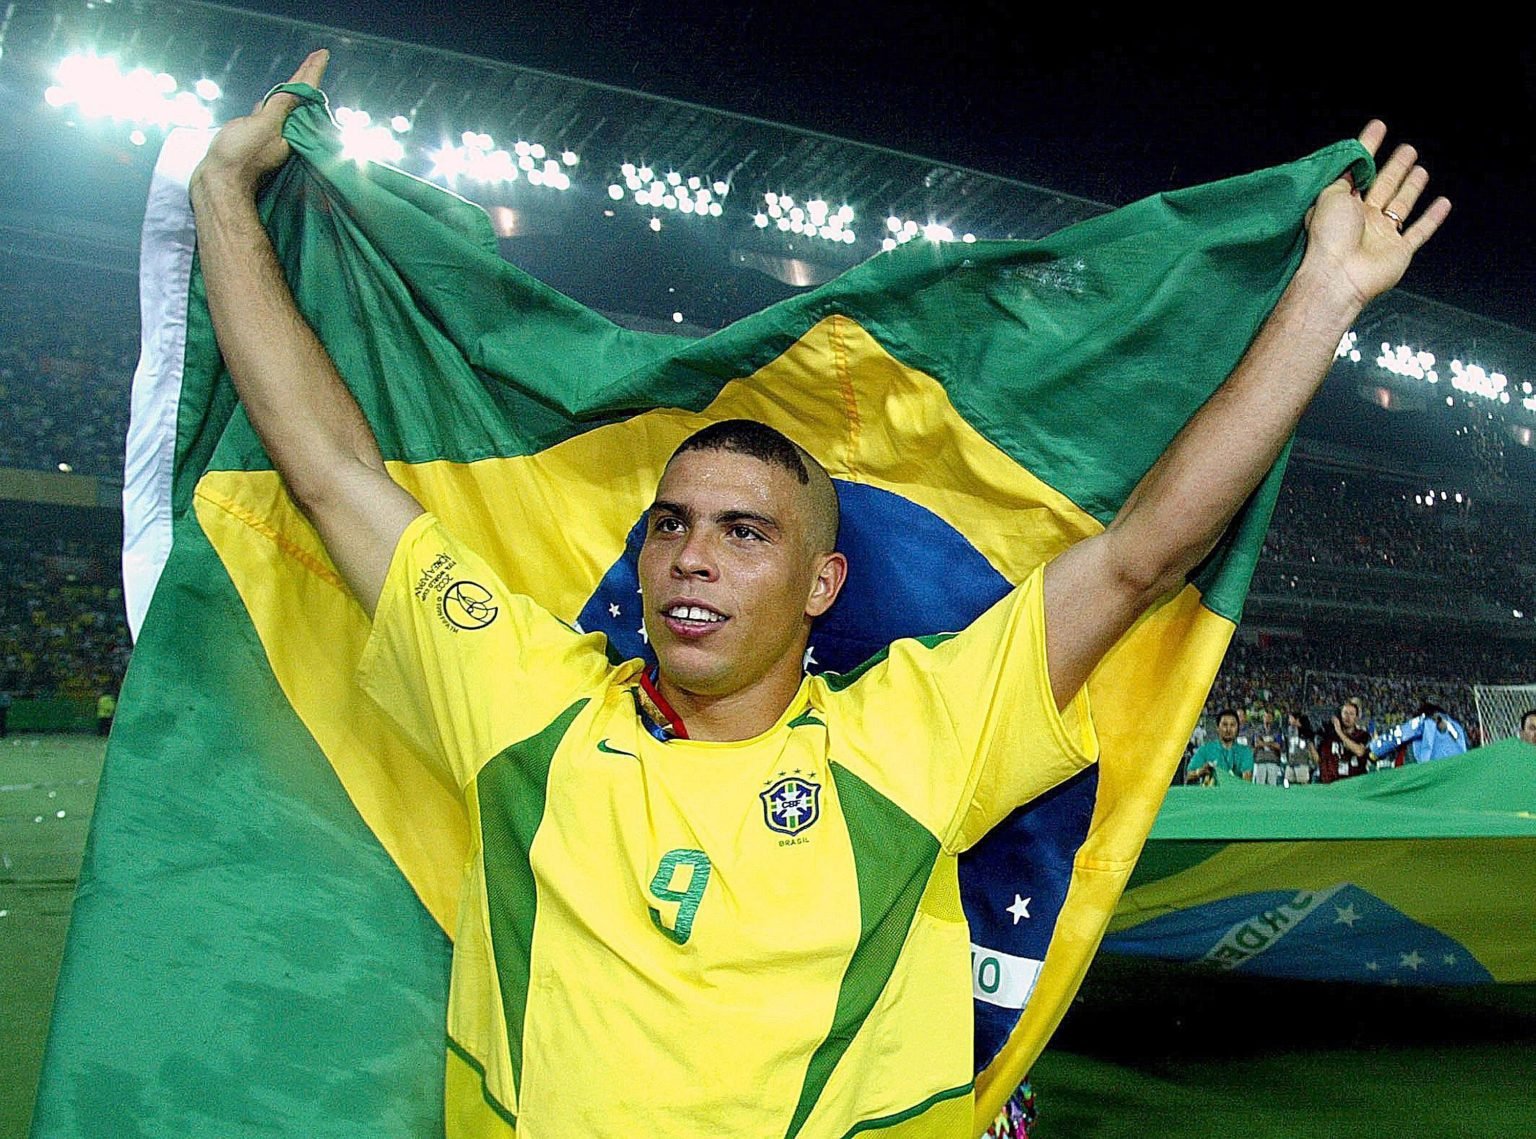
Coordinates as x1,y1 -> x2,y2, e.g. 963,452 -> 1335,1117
670,420 -> 840,552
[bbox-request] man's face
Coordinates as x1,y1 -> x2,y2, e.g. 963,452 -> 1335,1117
1521,714 -> 1536,745
637,448 -> 842,700
1217,714 -> 1238,743
1341,703 -> 1359,729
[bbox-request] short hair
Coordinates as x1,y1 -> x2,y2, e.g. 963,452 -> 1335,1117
1522,708 -> 1536,730
1343,698 -> 1362,715
674,419 -> 810,483
1216,708 -> 1239,724
670,419 -> 840,551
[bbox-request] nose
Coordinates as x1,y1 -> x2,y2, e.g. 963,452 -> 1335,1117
672,531 -> 717,581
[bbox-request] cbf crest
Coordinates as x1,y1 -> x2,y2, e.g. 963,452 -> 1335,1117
761,775 -> 821,836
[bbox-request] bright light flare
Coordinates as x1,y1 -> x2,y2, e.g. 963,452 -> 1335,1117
46,53 -> 215,129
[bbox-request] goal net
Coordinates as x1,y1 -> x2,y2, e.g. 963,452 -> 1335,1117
1473,684 -> 1536,745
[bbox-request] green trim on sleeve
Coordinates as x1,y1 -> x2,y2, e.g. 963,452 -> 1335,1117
821,633 -> 957,694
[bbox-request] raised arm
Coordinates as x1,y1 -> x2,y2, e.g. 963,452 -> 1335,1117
1042,121 -> 1450,708
189,50 -> 423,615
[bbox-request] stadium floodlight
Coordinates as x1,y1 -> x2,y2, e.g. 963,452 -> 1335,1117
390,115 -> 412,133
47,53 -> 216,131
672,312 -> 684,323
337,107 -> 405,166
649,217 -> 662,231
1375,343 -> 1438,383
1448,360 -> 1508,401
611,161 -> 729,224
195,79 -> 222,102
761,191 -> 855,244
1334,330 -> 1362,361
562,150 -> 579,166
129,129 -> 147,146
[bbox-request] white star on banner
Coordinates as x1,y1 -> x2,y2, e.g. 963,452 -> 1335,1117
1333,903 -> 1360,927
1006,895 -> 1031,924
638,622 -> 648,644
1365,961 -> 1380,972
608,602 -> 621,618
1400,950 -> 1423,971
1442,954 -> 1458,966
802,645 -> 817,670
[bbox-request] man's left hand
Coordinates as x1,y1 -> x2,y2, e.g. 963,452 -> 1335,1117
1303,120 -> 1451,309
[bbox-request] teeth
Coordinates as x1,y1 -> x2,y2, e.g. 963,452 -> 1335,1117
668,605 -> 724,622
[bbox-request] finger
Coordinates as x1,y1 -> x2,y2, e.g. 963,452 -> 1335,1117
1386,165 -> 1430,221
260,50 -> 329,118
1356,119 -> 1387,158
1403,196 -> 1451,253
1366,142 -> 1417,208
291,48 -> 329,89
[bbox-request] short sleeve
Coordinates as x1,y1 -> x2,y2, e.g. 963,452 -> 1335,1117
357,513 -> 616,787
827,562 -> 1099,854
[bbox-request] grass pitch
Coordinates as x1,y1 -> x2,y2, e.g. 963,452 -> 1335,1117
0,734 -> 105,1139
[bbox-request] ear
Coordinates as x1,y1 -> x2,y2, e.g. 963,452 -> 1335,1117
804,551 -> 848,619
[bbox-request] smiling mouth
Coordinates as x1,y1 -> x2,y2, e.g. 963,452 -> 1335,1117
661,604 -> 728,637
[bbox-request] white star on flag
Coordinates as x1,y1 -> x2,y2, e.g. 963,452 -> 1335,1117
802,645 -> 817,670
1006,894 -> 1031,924
638,622 -> 648,644
608,602 -> 621,618
1365,961 -> 1380,972
1333,903 -> 1360,927
1400,950 -> 1423,971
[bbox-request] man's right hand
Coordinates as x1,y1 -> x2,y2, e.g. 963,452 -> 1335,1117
193,49 -> 329,200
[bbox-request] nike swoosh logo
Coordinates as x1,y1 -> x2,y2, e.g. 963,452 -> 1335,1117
597,739 -> 638,760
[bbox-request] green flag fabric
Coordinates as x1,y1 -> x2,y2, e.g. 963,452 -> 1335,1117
35,84 -> 1366,1136
1108,738 -> 1536,984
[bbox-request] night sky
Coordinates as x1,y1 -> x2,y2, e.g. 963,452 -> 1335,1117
241,3 -> 1535,334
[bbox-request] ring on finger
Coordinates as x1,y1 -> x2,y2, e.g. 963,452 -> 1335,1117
1382,207 -> 1405,233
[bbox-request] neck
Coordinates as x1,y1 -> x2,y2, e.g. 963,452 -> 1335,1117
655,664 -> 805,742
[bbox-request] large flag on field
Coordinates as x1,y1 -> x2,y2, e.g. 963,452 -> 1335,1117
36,84 -> 1367,1136
1106,737 -> 1536,984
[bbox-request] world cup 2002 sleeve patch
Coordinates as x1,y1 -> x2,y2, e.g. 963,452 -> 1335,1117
412,549 -> 500,633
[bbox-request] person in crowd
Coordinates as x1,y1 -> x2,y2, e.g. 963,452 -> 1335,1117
1368,699 -> 1467,765
1319,698 -> 1371,782
1520,708 -> 1536,746
96,690 -> 117,737
1250,707 -> 1285,785
1185,709 -> 1255,785
1284,712 -> 1319,784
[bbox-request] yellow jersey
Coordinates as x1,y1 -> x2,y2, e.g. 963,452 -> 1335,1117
359,513 -> 1097,1138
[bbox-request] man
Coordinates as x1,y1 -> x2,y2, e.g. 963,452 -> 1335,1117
189,49 -> 1447,1137
1520,708 -> 1536,746
1185,709 -> 1255,784
1368,700 -> 1467,765
1250,708 -> 1284,785
1320,698 -> 1372,782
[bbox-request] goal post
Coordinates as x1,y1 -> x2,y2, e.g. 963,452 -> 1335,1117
1473,684 -> 1536,745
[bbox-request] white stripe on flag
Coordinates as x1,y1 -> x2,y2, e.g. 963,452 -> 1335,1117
122,127 -> 214,638
970,943 -> 1045,1010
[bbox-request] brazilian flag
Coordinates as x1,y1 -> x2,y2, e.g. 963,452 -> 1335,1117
34,85 -> 1368,1136
1108,738 -> 1536,985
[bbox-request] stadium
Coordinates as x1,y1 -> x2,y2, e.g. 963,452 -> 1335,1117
2,1 -> 1533,1136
